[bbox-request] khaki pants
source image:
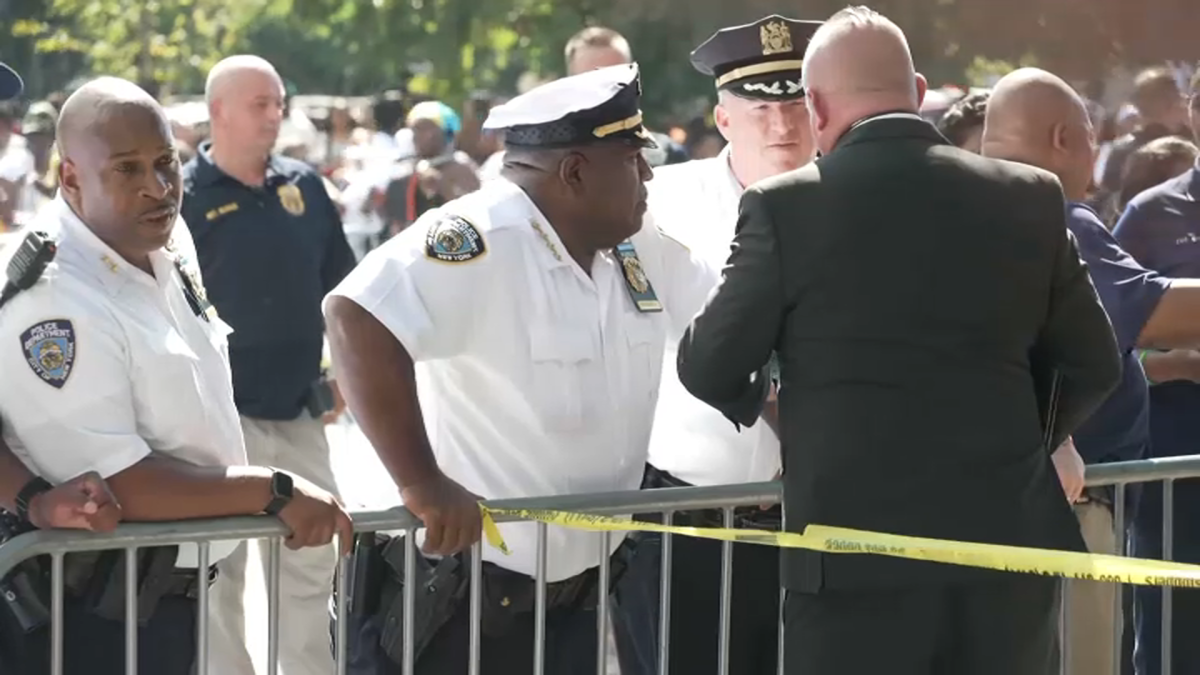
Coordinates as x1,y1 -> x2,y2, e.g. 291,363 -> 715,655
1064,500 -> 1120,675
206,415 -> 340,675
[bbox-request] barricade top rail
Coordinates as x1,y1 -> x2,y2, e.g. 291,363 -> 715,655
0,454 -> 1196,579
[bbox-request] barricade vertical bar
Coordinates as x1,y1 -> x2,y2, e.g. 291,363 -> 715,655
50,551 -> 64,675
468,540 -> 483,675
267,538 -> 282,675
335,542 -> 349,675
657,511 -> 674,675
534,521 -> 548,675
718,507 -> 734,675
778,507 -> 786,675
1113,482 -> 1127,674
596,531 -> 611,675
196,543 -> 211,675
1059,580 -> 1070,675
402,530 -> 417,675
125,546 -> 138,675
1162,478 -> 1175,675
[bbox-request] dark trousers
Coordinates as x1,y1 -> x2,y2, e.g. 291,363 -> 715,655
784,575 -> 1060,675
612,531 -> 781,675
411,592 -> 599,675
0,594 -> 197,675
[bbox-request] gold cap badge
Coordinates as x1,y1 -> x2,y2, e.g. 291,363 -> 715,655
760,21 -> 793,56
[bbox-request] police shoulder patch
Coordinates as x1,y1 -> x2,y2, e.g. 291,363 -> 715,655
426,215 -> 486,263
20,319 -> 76,389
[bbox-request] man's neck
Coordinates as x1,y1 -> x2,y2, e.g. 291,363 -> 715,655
727,146 -> 800,190
208,139 -> 269,187
518,181 -> 598,275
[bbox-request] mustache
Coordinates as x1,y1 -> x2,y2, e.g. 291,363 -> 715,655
140,201 -> 176,218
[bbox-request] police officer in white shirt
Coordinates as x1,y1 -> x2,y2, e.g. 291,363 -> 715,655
0,77 -> 352,675
324,64 -> 717,674
0,62 -> 123,537
611,16 -> 823,675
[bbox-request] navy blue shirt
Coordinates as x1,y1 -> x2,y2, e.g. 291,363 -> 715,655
1067,203 -> 1170,464
1113,167 -> 1200,460
181,143 -> 356,420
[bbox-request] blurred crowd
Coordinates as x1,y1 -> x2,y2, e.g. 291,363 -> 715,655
924,65 -> 1199,226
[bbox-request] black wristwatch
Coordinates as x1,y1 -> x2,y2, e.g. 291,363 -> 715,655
264,471 -> 294,516
15,476 -> 53,525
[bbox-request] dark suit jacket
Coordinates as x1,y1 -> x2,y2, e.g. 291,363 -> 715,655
676,113 -> 1123,593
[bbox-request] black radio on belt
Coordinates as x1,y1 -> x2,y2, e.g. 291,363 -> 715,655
0,230 -> 56,310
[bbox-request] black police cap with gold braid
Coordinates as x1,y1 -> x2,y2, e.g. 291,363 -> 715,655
691,15 -> 823,102
482,64 -> 656,149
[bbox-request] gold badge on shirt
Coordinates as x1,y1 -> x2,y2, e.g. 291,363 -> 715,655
614,241 -> 662,313
278,184 -> 306,216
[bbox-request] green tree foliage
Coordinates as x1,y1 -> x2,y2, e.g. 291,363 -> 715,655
2,0 -> 1198,122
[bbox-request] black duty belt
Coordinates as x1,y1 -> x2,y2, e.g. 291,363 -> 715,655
642,464 -> 782,531
161,565 -> 219,600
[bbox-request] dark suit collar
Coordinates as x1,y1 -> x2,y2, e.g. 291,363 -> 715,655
831,111 -> 948,152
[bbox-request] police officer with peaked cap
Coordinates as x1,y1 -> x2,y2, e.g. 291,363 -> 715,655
0,62 -> 121,534
0,76 -> 351,675
324,63 -> 719,674
610,16 -> 821,675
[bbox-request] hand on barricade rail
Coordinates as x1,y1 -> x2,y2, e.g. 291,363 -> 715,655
401,473 -> 482,556
31,471 -> 122,532
277,475 -> 354,555
1052,437 -> 1085,504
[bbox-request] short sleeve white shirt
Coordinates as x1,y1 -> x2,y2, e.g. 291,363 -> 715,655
0,199 -> 247,567
642,147 -> 783,486
327,178 -> 716,581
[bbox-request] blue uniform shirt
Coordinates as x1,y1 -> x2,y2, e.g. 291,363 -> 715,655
181,142 -> 356,420
1113,167 -> 1200,460
1067,202 -> 1170,464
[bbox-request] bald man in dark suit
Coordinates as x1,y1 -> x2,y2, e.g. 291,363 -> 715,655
677,7 -> 1121,675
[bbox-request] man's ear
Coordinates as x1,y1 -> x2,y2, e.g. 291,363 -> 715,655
914,72 -> 929,108
59,157 -> 80,198
558,151 -> 587,193
1051,122 -> 1070,153
714,101 -> 735,143
807,88 -> 827,134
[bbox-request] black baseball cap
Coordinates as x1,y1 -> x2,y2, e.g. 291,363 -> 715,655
0,63 -> 23,101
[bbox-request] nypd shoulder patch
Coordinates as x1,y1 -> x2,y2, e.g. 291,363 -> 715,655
20,319 -> 76,389
426,215 -> 486,263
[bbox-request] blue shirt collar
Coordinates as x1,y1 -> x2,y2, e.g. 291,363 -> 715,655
192,141 -> 288,188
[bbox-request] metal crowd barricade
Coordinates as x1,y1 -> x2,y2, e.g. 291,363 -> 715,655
0,455 -> 1198,675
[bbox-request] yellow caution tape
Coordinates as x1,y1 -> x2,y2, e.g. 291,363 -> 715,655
479,506 -> 1200,588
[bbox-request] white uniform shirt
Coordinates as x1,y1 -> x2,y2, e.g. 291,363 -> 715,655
643,146 -> 782,486
0,198 -> 247,567
327,178 -> 717,581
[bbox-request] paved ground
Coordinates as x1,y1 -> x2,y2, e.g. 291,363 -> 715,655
238,416 -> 624,674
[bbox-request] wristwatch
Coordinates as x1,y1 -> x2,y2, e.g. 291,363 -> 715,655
15,476 -> 53,525
264,470 -> 294,516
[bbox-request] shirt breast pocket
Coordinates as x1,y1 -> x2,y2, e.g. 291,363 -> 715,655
624,315 -> 662,407
528,326 -> 596,433
132,329 -> 206,441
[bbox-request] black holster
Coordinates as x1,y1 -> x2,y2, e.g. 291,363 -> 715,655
374,534 -> 469,666
342,532 -> 636,667
0,512 -> 50,635
64,545 -> 181,625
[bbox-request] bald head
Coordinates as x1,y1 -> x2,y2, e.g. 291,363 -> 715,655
205,55 -> 279,106
57,77 -> 163,159
981,68 -> 1094,200
55,77 -> 182,268
802,7 -> 926,154
204,55 -> 285,159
